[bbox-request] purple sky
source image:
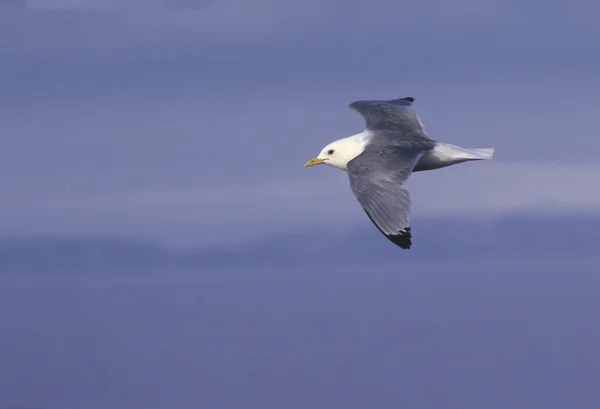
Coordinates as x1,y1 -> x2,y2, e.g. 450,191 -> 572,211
1,2 -> 600,408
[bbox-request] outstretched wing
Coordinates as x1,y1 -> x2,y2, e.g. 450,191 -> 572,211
347,142 -> 426,250
349,97 -> 429,137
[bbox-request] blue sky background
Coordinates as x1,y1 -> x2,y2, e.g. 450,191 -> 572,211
1,0 -> 600,408
2,0 -> 600,247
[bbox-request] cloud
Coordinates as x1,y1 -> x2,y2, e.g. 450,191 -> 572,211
2,68 -> 600,248
409,162 -> 600,215
2,0 -> 27,10
28,0 -> 214,11
3,0 -> 599,107
28,0 -> 114,10
2,161 -> 600,247
11,0 -> 600,57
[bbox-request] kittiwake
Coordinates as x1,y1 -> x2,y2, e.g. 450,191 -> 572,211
303,96 -> 495,250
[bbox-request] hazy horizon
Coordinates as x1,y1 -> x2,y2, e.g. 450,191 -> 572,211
1,0 -> 600,408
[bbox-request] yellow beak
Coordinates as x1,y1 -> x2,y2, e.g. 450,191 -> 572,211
304,157 -> 326,168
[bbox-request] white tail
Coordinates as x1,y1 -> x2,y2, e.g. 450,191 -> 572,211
414,143 -> 495,172
458,147 -> 495,160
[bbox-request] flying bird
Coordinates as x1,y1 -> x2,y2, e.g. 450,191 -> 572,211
304,97 -> 495,249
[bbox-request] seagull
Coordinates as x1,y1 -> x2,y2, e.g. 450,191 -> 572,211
303,97 -> 495,250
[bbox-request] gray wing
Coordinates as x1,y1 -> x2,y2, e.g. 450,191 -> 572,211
347,142 -> 426,249
349,97 -> 429,137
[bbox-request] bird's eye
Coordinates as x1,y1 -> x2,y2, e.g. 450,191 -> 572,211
327,149 -> 334,155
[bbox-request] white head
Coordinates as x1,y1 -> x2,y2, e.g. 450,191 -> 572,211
303,134 -> 369,171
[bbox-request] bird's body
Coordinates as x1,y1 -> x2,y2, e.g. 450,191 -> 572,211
304,96 -> 495,250
323,130 -> 494,173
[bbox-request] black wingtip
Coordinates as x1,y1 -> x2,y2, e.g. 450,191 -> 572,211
363,210 -> 413,250
384,226 -> 412,249
386,96 -> 415,107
